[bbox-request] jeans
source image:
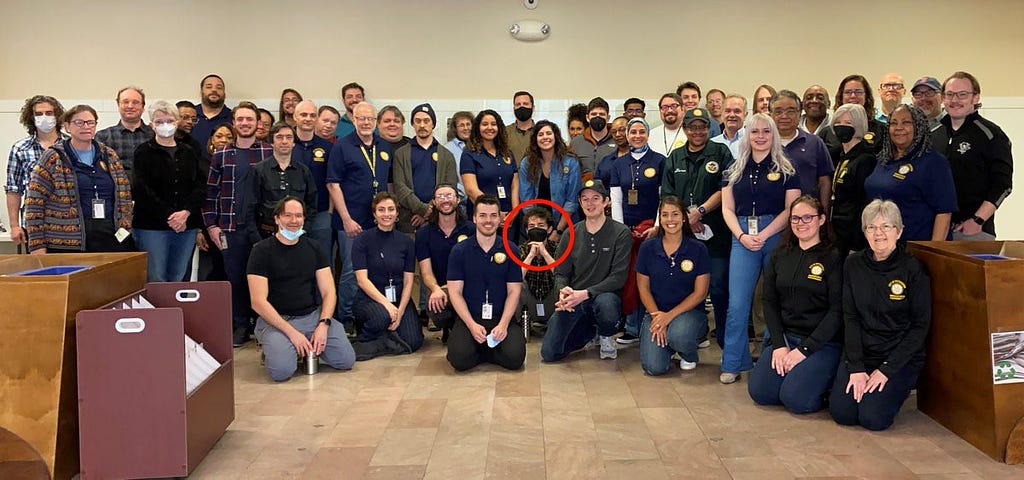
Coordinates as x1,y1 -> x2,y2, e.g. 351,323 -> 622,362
254,310 -> 355,382
308,211 -> 333,259
747,333 -> 841,413
134,228 -> 198,282
829,361 -> 921,431
721,214 -> 780,374
540,291 -> 621,362
708,255 -> 730,349
624,306 -> 645,337
222,227 -> 261,331
334,229 -> 356,321
639,309 -> 706,376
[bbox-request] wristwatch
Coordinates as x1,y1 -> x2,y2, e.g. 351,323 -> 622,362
697,206 -> 707,216
318,318 -> 332,327
556,228 -> 564,235
972,215 -> 986,225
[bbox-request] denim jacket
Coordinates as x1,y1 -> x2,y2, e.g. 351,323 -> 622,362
518,155 -> 581,224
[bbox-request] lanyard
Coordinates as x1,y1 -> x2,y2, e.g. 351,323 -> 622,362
664,126 -> 682,155
361,144 -> 379,189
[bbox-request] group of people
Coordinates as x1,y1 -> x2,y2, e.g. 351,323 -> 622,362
5,70 -> 1012,431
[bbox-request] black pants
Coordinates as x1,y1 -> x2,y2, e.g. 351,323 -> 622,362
446,317 -> 526,371
829,361 -> 921,431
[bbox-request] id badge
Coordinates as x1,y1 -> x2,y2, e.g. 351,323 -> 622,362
219,232 -> 228,250
627,189 -> 639,205
497,185 -> 507,199
746,216 -> 759,236
114,228 -> 130,243
536,303 -> 545,317
481,302 -> 493,320
385,285 -> 397,303
92,199 -> 106,219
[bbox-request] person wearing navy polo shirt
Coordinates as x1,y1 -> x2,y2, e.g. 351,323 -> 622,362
191,74 -> 232,148
770,90 -> 834,211
719,113 -> 801,384
635,196 -> 711,375
393,103 -> 459,234
417,184 -> 475,342
291,100 -> 335,256
327,101 -> 392,332
446,194 -> 525,371
461,109 -> 518,217
351,192 -> 423,358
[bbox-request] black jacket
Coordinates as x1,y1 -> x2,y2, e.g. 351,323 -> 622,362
842,247 -> 931,377
763,242 -> 843,354
829,141 -> 877,253
131,139 -> 206,230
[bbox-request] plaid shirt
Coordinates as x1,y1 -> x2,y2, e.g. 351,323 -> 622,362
519,239 -> 558,299
6,133 -> 68,195
203,141 -> 273,232
95,121 -> 153,176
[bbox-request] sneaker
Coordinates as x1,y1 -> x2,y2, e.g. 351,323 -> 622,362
680,359 -> 697,371
599,335 -> 617,359
616,333 -> 639,345
719,372 -> 740,384
698,337 -> 711,348
232,327 -> 249,348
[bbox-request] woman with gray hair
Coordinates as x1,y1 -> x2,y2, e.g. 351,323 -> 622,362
132,99 -> 207,281
830,199 -> 931,430
863,104 -> 956,242
828,104 -> 877,254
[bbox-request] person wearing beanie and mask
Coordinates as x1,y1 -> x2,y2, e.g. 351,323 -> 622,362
6,95 -> 67,246
132,100 -> 206,282
247,196 -> 355,382
569,97 -> 618,175
506,91 -> 536,163
393,103 -> 460,234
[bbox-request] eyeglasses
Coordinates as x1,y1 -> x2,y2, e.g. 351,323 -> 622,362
771,108 -> 799,117
153,119 -> 176,126
706,99 -> 723,106
685,124 -> 709,132
659,104 -> 681,111
625,108 -> 644,114
843,89 -> 866,96
880,83 -> 905,91
943,91 -> 974,100
353,116 -> 375,123
70,119 -> 97,127
911,90 -> 938,99
179,115 -> 198,122
434,193 -> 456,200
864,224 -> 897,233
790,214 -> 819,224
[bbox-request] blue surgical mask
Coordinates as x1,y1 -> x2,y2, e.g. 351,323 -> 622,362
279,227 -> 305,241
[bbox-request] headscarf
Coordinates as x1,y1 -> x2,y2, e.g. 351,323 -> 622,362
626,117 -> 650,157
878,104 -> 931,165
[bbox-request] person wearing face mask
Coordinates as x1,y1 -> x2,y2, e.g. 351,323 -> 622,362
253,123 -> 318,239
594,116 -> 629,190
351,192 -> 424,359
518,207 -> 560,333
247,196 -> 356,381
569,97 -> 618,176
828,104 -> 877,255
506,91 -> 536,163
6,95 -> 67,247
519,120 -> 581,242
132,100 -> 206,282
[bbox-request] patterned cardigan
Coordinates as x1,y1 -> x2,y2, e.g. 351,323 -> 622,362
24,140 -> 133,252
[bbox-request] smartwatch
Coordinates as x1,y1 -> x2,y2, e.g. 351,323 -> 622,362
318,318 -> 331,327
972,215 -> 986,225
697,206 -> 707,216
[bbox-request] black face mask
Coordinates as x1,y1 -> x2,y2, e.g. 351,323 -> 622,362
527,227 -> 548,242
514,106 -> 533,122
589,117 -> 607,132
834,125 -> 856,143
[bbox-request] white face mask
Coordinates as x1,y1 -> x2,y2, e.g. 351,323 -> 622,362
34,115 -> 57,133
155,123 -> 177,138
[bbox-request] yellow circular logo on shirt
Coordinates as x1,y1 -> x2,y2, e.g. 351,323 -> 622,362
766,171 -> 781,181
889,280 -> 907,300
644,167 -> 657,178
380,152 -> 390,161
432,152 -> 438,162
863,132 -> 876,144
456,234 -> 468,243
673,138 -> 686,149
313,148 -> 325,161
898,165 -> 912,175
810,263 -> 824,276
705,161 -> 719,174
503,155 -> 512,165
680,259 -> 694,272
563,166 -> 569,174
493,252 -> 507,264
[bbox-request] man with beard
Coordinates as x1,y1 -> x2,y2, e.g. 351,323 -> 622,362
174,101 -> 206,159
911,76 -> 944,130
203,101 -> 273,347
445,194 -> 525,371
710,94 -> 748,159
416,184 -> 475,342
799,85 -> 832,136
393,103 -> 459,233
96,86 -> 153,179
291,100 -> 335,255
506,91 -> 536,162
316,105 -> 340,143
191,74 -> 231,147
333,82 -> 364,139
594,116 -> 629,188
649,93 -> 687,157
876,72 -> 906,124
771,90 -> 833,210
569,97 -> 617,175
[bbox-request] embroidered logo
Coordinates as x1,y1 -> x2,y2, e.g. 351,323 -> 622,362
889,280 -> 907,300
644,167 -> 657,178
380,152 -> 390,161
680,259 -> 694,272
585,180 -> 595,188
766,171 -> 781,181
705,161 -> 719,174
674,168 -> 687,174
563,166 -> 569,174
493,252 -> 507,264
863,132 -> 876,144
958,142 -> 971,155
313,148 -> 325,161
893,164 -> 913,180
808,262 -> 824,281
432,152 -> 438,162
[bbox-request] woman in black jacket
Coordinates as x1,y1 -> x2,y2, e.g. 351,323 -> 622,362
828,104 -> 877,256
132,100 -> 206,282
830,199 -> 931,431
748,195 -> 843,413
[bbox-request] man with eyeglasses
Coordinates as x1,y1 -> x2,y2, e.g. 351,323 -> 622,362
931,71 -> 1013,241
96,86 -> 153,180
706,89 -> 726,125
910,77 -> 944,130
649,93 -> 688,157
327,101 -> 393,333
676,82 -> 722,137
415,184 -> 475,342
799,85 -> 831,136
876,72 -> 906,124
623,98 -> 646,119
711,94 -> 748,159
570,97 -> 618,175
771,90 -> 833,211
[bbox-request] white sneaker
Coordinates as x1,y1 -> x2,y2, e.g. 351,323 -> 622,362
680,359 -> 697,370
697,339 -> 711,348
599,335 -> 617,359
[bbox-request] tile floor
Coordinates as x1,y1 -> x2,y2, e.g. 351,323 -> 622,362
190,332 -> 1024,479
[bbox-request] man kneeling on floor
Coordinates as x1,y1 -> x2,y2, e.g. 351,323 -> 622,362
248,196 -> 355,381
446,194 -> 525,371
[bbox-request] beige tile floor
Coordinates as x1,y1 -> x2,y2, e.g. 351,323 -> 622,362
190,332 -> 1024,480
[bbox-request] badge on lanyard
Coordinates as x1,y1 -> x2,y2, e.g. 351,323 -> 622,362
746,217 -> 759,236
497,185 -> 507,199
627,189 -> 639,205
92,198 -> 106,219
385,278 -> 397,303
536,303 -> 545,317
481,291 -> 493,320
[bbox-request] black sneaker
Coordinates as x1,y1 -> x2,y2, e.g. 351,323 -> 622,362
616,333 -> 639,345
342,317 -> 357,339
233,327 -> 249,347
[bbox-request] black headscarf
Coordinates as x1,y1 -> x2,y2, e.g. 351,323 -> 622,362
878,104 -> 932,165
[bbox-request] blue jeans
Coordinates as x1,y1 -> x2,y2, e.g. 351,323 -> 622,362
721,215 -> 780,374
640,309 -> 706,376
221,227 -> 261,331
254,310 -> 355,382
747,333 -> 841,413
708,255 -> 730,349
334,230 -> 356,320
134,228 -> 198,282
829,361 -> 921,431
308,211 -> 333,259
624,305 -> 644,337
540,292 -> 620,362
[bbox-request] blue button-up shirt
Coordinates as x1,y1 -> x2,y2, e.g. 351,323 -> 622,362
327,132 -> 392,229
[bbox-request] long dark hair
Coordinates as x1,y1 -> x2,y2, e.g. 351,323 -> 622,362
525,120 -> 570,184
834,74 -> 876,119
278,88 -> 302,122
466,109 -> 511,162
655,195 -> 695,239
779,194 -> 834,249
426,184 -> 467,225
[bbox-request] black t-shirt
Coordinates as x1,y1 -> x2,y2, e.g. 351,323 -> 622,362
246,235 -> 330,316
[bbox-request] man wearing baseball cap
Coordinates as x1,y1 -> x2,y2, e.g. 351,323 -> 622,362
910,76 -> 944,130
541,179 -> 632,362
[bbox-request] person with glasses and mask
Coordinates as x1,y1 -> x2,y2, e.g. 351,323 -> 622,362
747,195 -> 843,413
820,75 -> 885,155
830,199 -> 931,431
518,207 -> 560,333
26,104 -> 133,253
